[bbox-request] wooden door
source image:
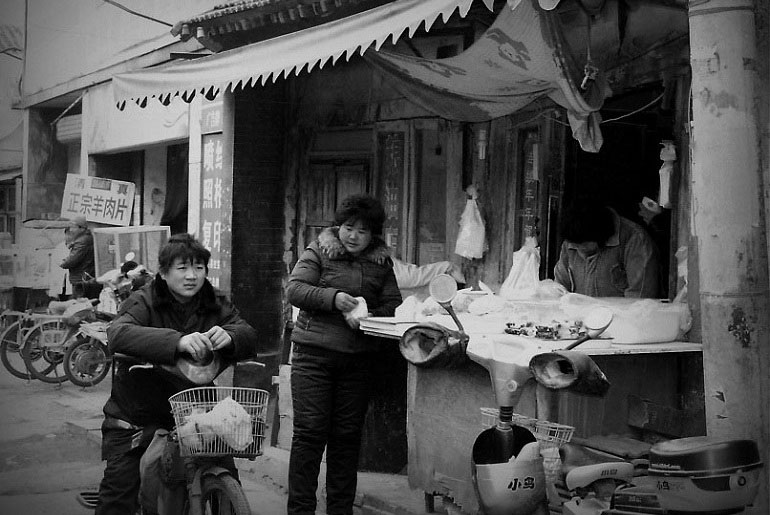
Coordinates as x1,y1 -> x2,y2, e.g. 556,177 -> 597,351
301,160 -> 369,249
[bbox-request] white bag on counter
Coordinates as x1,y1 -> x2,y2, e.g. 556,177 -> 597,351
559,294 -> 692,344
499,237 -> 540,299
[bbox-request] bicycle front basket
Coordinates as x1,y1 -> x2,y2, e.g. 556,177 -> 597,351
169,386 -> 269,458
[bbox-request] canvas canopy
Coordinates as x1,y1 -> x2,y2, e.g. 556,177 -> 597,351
113,0 -> 606,151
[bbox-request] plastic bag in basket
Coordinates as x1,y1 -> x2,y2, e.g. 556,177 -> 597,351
178,397 -> 253,451
177,406 -> 214,452
208,396 -> 253,451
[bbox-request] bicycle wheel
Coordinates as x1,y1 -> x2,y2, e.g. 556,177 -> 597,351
21,320 -> 68,384
64,336 -> 111,387
185,474 -> 252,515
0,322 -> 30,379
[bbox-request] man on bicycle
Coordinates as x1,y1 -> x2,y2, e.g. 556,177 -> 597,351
93,233 -> 258,514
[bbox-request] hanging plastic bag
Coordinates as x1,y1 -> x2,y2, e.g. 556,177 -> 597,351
454,186 -> 487,259
499,237 -> 540,299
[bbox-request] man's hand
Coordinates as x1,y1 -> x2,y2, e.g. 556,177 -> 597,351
205,325 -> 233,350
334,292 -> 359,312
177,332 -> 213,361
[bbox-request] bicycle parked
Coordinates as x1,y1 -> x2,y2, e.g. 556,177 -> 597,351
0,303 -> 92,384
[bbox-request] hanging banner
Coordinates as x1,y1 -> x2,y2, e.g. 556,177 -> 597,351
61,174 -> 136,226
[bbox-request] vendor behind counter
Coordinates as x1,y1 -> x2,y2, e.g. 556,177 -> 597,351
554,204 -> 660,298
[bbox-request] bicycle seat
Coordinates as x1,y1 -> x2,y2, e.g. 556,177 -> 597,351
561,443 -> 635,491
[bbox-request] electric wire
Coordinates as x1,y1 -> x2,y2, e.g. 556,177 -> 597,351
601,92 -> 664,124
102,0 -> 172,27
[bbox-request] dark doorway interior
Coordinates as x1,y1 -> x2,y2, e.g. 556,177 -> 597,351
563,85 -> 674,297
163,143 -> 189,234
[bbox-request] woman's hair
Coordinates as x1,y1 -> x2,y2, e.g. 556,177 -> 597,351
158,233 -> 211,273
560,204 -> 615,244
334,194 -> 386,235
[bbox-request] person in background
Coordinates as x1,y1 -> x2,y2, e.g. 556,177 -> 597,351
286,194 -> 402,515
554,203 -> 660,298
60,215 -> 100,299
93,233 -> 258,514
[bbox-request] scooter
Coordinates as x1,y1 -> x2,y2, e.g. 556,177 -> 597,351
400,274 -> 613,515
64,262 -> 152,387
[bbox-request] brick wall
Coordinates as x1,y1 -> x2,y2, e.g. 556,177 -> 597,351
231,83 -> 287,381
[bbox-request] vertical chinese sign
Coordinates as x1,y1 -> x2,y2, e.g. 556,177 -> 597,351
377,132 -> 405,259
199,97 -> 232,294
61,174 -> 135,226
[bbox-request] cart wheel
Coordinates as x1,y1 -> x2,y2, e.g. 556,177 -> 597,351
64,336 -> 111,387
1,322 -> 31,379
21,320 -> 68,384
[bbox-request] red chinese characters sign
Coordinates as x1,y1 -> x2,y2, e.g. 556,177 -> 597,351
199,98 -> 231,293
61,174 -> 136,226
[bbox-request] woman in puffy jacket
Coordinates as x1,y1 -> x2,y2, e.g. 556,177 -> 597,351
286,194 -> 402,515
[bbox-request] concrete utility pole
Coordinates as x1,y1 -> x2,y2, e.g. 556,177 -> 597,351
689,0 -> 769,512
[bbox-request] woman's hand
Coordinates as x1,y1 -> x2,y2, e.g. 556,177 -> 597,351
205,325 -> 233,350
334,292 -> 359,312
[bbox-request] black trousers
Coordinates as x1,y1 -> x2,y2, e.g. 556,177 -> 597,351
94,444 -> 143,515
94,425 -> 239,515
287,344 -> 375,515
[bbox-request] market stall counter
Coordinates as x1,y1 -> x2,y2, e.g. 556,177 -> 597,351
361,307 -> 703,514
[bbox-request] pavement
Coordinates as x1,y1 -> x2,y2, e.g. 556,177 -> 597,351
66,416 -> 434,515
0,366 -> 436,515
65,414 -> 436,515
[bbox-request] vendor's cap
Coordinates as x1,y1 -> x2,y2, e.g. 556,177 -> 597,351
68,215 -> 88,228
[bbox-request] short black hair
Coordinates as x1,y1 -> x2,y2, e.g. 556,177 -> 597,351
158,233 -> 211,274
334,194 -> 386,236
560,204 -> 615,244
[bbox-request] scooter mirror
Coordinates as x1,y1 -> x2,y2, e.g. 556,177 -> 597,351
529,350 -> 610,397
583,306 -> 613,336
429,274 -> 458,304
564,306 -> 614,351
428,274 -> 465,334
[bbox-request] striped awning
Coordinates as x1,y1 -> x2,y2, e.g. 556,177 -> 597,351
113,0 -> 494,106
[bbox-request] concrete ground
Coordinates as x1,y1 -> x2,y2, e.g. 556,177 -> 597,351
0,366 -> 434,515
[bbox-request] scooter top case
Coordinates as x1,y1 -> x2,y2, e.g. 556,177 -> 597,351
648,437 -> 761,477
606,437 -> 762,515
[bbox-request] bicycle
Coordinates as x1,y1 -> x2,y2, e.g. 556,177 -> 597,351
103,353 -> 269,515
157,385 -> 270,515
0,310 -> 32,379
0,309 -> 67,381
19,300 -> 101,384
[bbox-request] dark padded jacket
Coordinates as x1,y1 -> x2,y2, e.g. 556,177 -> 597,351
287,227 -> 402,353
103,276 -> 258,431
60,231 -> 95,284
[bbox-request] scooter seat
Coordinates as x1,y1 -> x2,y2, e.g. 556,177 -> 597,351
561,443 -> 635,491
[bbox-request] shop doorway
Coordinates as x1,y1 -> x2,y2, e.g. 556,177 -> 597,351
563,86 -> 674,297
